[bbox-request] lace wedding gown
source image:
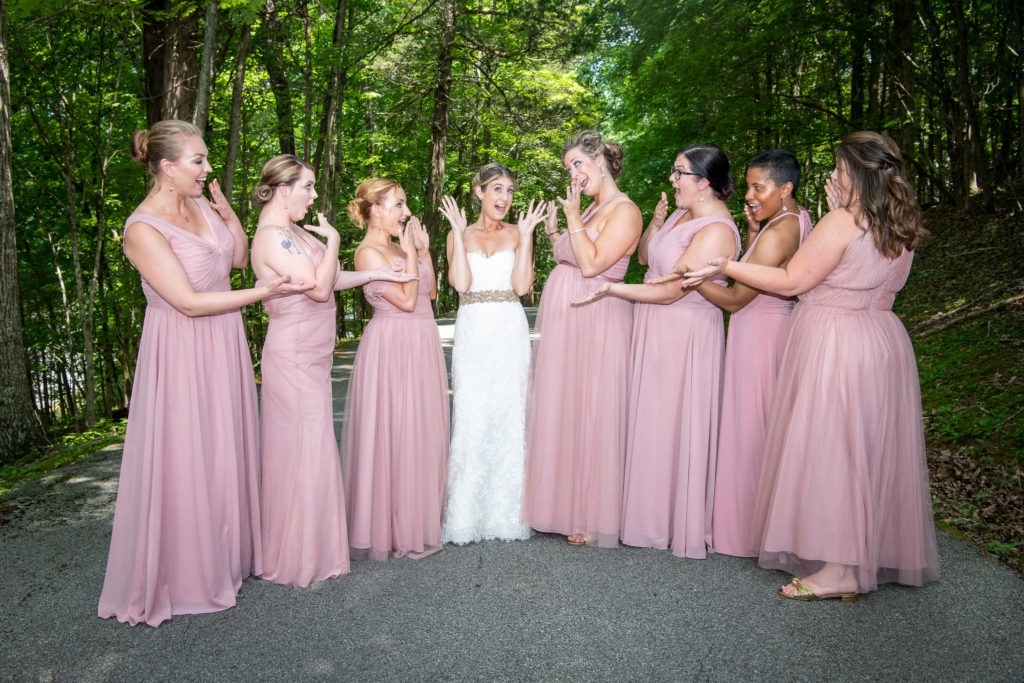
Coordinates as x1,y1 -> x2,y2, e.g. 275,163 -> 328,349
442,250 -> 532,544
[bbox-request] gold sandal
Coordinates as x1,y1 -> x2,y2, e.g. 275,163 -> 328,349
779,577 -> 859,603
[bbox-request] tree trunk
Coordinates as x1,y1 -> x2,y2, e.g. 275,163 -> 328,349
141,0 -> 199,125
260,0 -> 295,155
0,0 -> 45,462
222,24 -> 251,202
425,0 -> 457,243
193,0 -> 220,135
951,0 -> 993,210
315,0 -> 349,222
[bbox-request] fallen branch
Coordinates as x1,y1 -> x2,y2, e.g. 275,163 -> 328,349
915,292 -> 1024,338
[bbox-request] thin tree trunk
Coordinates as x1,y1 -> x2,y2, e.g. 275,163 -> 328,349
315,0 -> 349,221
222,24 -> 251,202
425,0 -> 457,242
0,0 -> 45,461
193,0 -> 220,135
951,0 -> 993,210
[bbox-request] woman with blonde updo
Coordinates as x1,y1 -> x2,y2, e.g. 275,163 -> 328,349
340,178 -> 450,561
679,131 -> 939,600
249,156 -> 413,586
99,121 -> 311,627
522,130 -> 643,547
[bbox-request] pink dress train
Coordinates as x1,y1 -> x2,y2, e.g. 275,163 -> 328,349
257,235 -> 349,587
341,260 -> 449,561
522,200 -> 634,548
711,209 -> 813,557
751,231 -> 940,592
98,200 -> 261,627
620,211 -> 740,558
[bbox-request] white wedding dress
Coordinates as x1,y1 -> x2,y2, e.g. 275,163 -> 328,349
442,250 -> 532,544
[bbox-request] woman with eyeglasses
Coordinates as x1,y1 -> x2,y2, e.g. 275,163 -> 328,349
574,143 -> 740,558
678,132 -> 939,600
522,130 -> 643,547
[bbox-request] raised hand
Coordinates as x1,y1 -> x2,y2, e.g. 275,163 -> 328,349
517,199 -> 549,238
679,258 -> 727,288
543,199 -> 559,235
406,215 -> 430,251
743,203 -> 762,235
439,196 -> 468,237
397,220 -> 417,257
206,178 -> 238,222
825,177 -> 845,212
571,282 -> 611,306
652,191 -> 669,230
556,179 -> 583,216
303,212 -> 339,240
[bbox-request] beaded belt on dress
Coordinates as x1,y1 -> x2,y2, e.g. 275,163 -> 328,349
459,289 -> 520,305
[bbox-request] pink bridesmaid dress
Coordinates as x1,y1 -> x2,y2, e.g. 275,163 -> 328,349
341,260 -> 449,561
619,210 -> 740,559
751,231 -> 940,592
257,234 -> 349,586
711,209 -> 813,557
522,196 -> 634,548
98,199 -> 261,627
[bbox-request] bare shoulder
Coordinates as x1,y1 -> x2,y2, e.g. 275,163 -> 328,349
354,242 -> 389,269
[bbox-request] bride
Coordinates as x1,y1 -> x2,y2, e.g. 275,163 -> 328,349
440,163 -> 549,544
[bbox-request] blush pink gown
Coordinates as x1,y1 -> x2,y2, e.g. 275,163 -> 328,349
98,199 -> 261,627
341,260 -> 449,561
522,199 -> 634,548
257,235 -> 349,586
619,210 -> 740,558
711,209 -> 813,557
751,230 -> 940,592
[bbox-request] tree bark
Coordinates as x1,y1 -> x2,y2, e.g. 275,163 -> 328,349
222,24 -> 251,202
259,0 -> 295,155
193,0 -> 221,135
314,0 -> 348,221
0,0 -> 45,462
141,0 -> 199,125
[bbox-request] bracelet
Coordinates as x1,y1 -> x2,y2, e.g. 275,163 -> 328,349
569,228 -> 586,235
546,230 -> 559,236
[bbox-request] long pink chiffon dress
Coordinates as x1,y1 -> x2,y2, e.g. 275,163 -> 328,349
257,234 -> 349,587
341,260 -> 449,561
751,230 -> 940,592
98,199 -> 261,627
711,209 -> 813,557
522,196 -> 634,548
619,210 -> 740,558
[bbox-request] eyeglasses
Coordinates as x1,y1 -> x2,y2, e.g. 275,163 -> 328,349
670,166 -> 701,180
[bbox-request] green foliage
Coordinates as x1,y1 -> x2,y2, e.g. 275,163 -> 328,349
0,418 -> 126,496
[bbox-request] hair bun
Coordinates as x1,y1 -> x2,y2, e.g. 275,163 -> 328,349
130,130 -> 150,165
252,183 -> 276,206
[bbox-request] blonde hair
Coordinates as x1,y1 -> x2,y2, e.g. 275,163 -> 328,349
471,162 -> 515,212
253,155 -> 314,206
130,120 -> 201,182
347,178 -> 401,228
836,131 -> 928,258
562,130 -> 624,179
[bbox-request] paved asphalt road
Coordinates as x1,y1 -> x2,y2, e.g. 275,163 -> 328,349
1,310 -> 1023,681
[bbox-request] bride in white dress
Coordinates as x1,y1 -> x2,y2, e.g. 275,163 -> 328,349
440,163 -> 550,544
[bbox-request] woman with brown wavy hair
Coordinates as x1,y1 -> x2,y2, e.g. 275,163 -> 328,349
677,131 -> 939,600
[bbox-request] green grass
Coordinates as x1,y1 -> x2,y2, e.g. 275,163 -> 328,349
0,419 -> 126,496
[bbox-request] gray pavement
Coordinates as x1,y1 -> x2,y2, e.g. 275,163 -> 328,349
2,309 -> 1023,681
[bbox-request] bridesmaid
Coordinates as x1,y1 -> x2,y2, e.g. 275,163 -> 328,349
680,131 -> 939,600
249,156 -> 413,586
574,143 -> 739,558
698,150 -> 813,558
341,178 -> 450,561
99,121 -> 310,626
522,130 -> 643,547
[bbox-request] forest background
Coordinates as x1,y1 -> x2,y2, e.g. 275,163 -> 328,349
0,1 -> 1021,568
